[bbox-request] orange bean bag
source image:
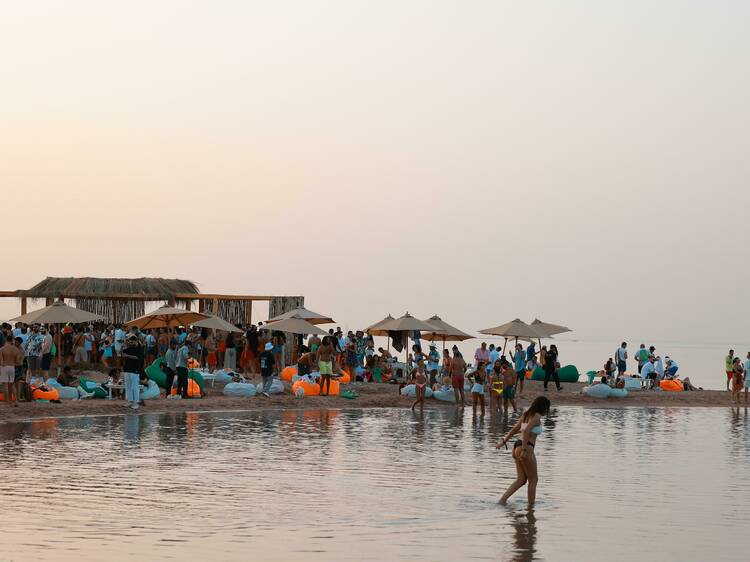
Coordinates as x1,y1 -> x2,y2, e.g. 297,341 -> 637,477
188,358 -> 201,369
660,380 -> 684,392
171,379 -> 202,398
281,366 -> 298,382
338,370 -> 351,384
292,379 -> 340,397
32,387 -> 60,401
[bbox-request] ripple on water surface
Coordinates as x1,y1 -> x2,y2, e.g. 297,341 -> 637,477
1,406 -> 748,561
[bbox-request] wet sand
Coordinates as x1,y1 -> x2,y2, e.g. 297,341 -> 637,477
0,374 -> 742,422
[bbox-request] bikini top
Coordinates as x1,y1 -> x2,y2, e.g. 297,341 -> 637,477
521,421 -> 543,435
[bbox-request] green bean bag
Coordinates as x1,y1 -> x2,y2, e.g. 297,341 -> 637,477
145,358 -> 205,391
78,377 -> 107,399
531,365 -> 580,383
145,358 -> 167,387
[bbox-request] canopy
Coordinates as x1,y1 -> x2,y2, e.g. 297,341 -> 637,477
267,307 -> 334,325
378,312 -> 436,333
11,301 -> 105,325
125,306 -> 208,330
365,314 -> 395,337
260,315 -> 329,336
530,318 -> 571,338
421,315 -> 473,342
193,314 -> 243,333
479,318 -> 544,339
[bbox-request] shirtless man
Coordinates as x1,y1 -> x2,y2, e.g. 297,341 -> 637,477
1,337 -> 22,406
450,349 -> 467,406
297,351 -> 316,377
316,336 -> 335,396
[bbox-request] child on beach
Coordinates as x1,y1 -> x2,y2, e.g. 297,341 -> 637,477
501,362 -> 518,415
411,362 -> 428,413
471,363 -> 486,417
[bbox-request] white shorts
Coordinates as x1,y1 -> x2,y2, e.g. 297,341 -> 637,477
0,366 -> 15,383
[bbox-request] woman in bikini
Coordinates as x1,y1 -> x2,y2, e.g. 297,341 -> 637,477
489,361 -> 504,414
496,396 -> 551,506
411,361 -> 428,413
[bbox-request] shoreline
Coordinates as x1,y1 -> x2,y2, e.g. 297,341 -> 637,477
0,379 -> 743,423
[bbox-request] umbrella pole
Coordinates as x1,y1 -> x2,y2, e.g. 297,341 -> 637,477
501,337 -> 507,357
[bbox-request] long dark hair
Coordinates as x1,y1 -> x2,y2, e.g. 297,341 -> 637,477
522,396 -> 551,422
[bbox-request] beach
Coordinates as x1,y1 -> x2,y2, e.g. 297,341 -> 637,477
1,374 -> 739,423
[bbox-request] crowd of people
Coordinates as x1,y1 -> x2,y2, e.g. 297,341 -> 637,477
596,342 -> 699,391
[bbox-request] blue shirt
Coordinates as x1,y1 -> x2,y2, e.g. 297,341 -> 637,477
526,344 -> 536,362
513,351 -> 525,372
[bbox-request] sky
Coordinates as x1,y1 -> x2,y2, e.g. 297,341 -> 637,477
1,0 -> 748,345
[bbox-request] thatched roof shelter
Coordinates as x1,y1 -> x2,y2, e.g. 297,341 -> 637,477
2,277 -> 300,327
21,277 -> 198,300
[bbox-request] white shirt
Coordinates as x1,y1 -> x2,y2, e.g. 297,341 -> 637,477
655,358 -> 664,376
616,347 -> 627,362
641,362 -> 656,379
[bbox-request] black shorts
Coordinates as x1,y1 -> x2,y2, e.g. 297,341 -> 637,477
298,363 -> 311,376
41,353 -> 52,370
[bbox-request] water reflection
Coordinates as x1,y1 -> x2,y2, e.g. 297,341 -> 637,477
0,407 -> 747,562
507,508 -> 538,562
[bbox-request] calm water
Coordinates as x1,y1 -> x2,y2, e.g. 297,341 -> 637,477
1,407 -> 749,561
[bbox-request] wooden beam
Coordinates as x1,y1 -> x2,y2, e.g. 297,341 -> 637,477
247,300 -> 253,324
175,293 -> 273,301
0,291 -> 18,298
21,297 -> 27,315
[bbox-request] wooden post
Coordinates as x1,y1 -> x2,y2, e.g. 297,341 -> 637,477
45,297 -> 53,306
247,300 -> 253,325
198,299 -> 205,313
185,300 -> 192,311
212,298 -> 218,316
21,296 -> 27,315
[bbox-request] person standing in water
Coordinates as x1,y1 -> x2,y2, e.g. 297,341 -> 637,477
471,362 -> 486,418
411,361 -> 428,413
496,396 -> 551,506
450,348 -> 466,406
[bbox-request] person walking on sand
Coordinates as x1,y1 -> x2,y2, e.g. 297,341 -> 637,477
616,342 -> 628,377
450,348 -> 467,406
122,333 -> 144,409
1,337 -> 22,406
744,352 -> 750,405
725,350 -> 735,391
511,343 -> 526,397
260,342 -> 275,397
543,345 -> 561,391
316,336 -> 335,396
496,396 -> 551,506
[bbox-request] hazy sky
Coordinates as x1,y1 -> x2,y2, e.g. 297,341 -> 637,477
2,1 -> 748,344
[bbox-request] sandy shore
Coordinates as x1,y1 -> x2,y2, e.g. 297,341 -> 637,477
0,373 -> 742,423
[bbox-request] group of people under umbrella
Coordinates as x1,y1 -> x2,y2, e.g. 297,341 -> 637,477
3,298 -> 571,407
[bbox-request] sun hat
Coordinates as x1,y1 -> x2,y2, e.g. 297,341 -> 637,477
265,342 -> 274,351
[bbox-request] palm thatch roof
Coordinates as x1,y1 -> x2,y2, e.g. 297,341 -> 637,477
21,277 -> 198,300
